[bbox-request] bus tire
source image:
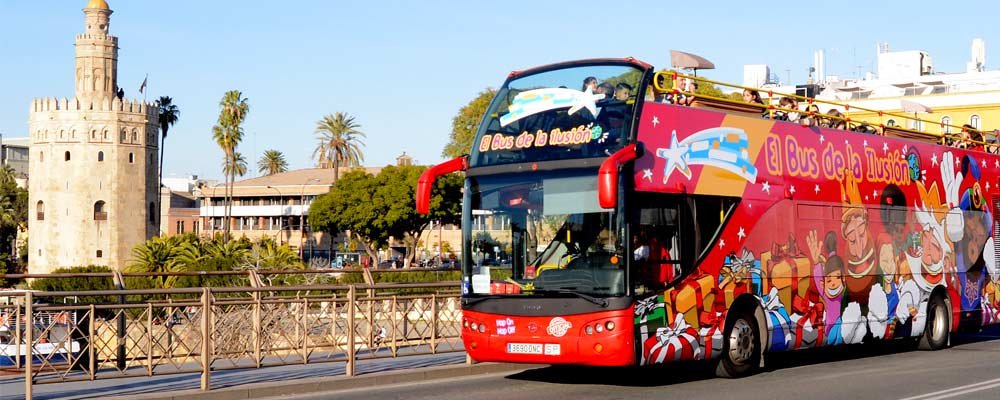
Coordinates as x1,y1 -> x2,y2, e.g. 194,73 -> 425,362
918,293 -> 949,351
715,308 -> 761,378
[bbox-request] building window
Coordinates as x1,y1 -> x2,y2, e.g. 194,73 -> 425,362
98,151 -> 104,162
120,129 -> 127,143
193,220 -> 199,234
36,200 -> 44,220
132,130 -> 138,142
942,116 -> 952,134
96,250 -> 103,258
971,115 -> 981,130
149,202 -> 155,223
886,119 -> 896,127
129,152 -> 134,163
177,221 -> 184,234
40,151 -> 44,162
65,151 -> 71,161
94,201 -> 107,220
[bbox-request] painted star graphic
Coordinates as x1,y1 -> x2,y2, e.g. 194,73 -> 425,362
789,185 -> 796,195
988,182 -> 992,191
872,189 -> 878,198
995,159 -> 999,169
737,227 -> 746,241
983,159 -> 988,168
814,184 -> 820,194
902,145 -> 908,154
652,116 -> 660,127
642,169 -> 653,182
819,135 -> 825,144
863,139 -> 868,147
845,140 -> 850,146
718,239 -> 726,249
761,181 -> 771,194
931,153 -> 938,166
659,131 -> 691,182
883,142 -> 889,153
956,157 -> 961,166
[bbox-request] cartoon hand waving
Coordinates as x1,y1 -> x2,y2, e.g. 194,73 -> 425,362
940,151 -> 965,242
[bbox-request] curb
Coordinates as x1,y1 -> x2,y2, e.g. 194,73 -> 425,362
105,362 -> 542,400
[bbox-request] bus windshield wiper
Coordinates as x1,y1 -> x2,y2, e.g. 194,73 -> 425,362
534,288 -> 609,307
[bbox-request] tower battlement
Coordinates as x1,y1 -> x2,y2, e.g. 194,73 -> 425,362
30,96 -> 157,118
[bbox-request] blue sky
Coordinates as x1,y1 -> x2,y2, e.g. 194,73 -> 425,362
1,0 -> 996,181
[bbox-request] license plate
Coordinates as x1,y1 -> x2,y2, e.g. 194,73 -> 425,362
544,344 -> 561,355
507,343 -> 543,354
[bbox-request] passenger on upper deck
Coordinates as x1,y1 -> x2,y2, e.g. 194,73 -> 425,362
986,130 -> 999,154
826,109 -> 847,130
673,77 -> 698,106
801,104 -> 821,127
742,89 -> 764,105
969,128 -> 985,151
954,124 -> 975,149
596,82 -> 615,99
582,76 -> 598,92
615,83 -> 632,101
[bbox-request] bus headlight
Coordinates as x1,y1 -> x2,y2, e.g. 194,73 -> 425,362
585,325 -> 594,335
605,321 -> 615,331
478,324 -> 486,333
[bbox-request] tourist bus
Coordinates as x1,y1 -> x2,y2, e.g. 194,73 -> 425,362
416,57 -> 1000,376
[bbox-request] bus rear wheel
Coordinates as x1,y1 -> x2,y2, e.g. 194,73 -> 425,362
918,293 -> 950,351
715,309 -> 760,378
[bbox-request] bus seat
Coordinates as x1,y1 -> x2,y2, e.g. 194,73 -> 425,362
690,97 -> 767,118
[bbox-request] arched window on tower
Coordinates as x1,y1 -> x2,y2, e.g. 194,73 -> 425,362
36,201 -> 44,221
120,129 -> 127,143
942,116 -> 952,134
39,151 -> 44,162
129,152 -> 134,163
98,151 -> 104,162
91,130 -> 97,140
94,201 -> 107,220
65,151 -> 71,161
971,115 -> 982,130
132,129 -> 138,143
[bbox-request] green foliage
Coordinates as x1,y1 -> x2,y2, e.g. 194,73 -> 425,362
442,88 -> 496,158
314,112 -> 366,179
258,149 -> 289,176
0,165 -> 26,277
309,165 -> 462,266
213,90 -> 250,240
222,151 -> 249,178
29,266 -> 115,303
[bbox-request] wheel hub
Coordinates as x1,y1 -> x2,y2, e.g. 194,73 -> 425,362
728,319 -> 754,365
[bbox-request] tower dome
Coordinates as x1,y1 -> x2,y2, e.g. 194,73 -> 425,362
85,0 -> 110,10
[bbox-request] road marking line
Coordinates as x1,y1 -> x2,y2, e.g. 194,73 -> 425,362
898,377 -> 1000,400
924,381 -> 1000,400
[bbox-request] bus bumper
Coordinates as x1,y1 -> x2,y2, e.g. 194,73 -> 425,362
461,308 -> 635,366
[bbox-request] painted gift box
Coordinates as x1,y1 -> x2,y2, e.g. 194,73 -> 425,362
790,294 -> 825,349
666,274 -> 716,329
760,251 -> 812,310
635,294 -> 668,344
697,310 -> 726,359
642,313 -> 702,365
762,288 -> 793,352
719,249 -> 763,307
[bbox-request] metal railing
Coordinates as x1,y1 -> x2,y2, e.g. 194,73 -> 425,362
653,71 -> 994,149
1,282 -> 463,399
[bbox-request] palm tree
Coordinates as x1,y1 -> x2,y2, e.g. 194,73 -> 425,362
223,152 -> 248,178
257,149 -> 289,176
313,112 -> 365,181
213,90 -> 249,240
127,236 -> 183,288
157,96 -> 180,235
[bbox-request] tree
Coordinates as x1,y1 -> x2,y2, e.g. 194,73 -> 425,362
223,152 -> 248,178
309,165 -> 462,268
213,90 -> 249,240
442,88 -> 495,158
313,112 -> 365,181
257,149 -> 288,176
157,96 -> 180,235
126,236 -> 184,288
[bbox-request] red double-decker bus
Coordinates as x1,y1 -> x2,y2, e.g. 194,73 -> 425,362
416,58 -> 1000,377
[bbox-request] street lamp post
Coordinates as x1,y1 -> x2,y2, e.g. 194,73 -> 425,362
299,178 -> 321,260
265,185 -> 283,245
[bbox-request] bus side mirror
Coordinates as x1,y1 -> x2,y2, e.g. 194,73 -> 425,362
416,155 -> 468,215
598,144 -> 641,208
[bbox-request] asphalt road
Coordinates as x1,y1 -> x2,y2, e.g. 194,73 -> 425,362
268,327 -> 1000,400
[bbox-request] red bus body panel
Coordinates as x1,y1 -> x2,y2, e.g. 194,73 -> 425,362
462,308 -> 636,366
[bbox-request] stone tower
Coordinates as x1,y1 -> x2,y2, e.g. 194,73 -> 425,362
28,0 -> 159,273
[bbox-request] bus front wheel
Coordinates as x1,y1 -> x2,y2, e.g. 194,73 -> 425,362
715,308 -> 760,378
918,293 -> 950,351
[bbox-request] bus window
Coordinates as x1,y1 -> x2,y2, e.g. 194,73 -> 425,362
631,192 -> 739,294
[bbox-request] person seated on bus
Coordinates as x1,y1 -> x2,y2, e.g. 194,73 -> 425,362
678,78 -> 698,106
987,130 -> 1000,154
743,89 -> 764,105
596,82 -> 615,100
969,128 -> 985,151
615,83 -> 632,101
582,76 -> 598,92
954,124 -> 975,149
773,97 -> 796,121
826,109 -> 847,130
632,230 -> 650,261
801,104 -> 821,127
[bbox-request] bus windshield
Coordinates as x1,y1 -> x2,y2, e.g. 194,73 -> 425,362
469,63 -> 644,168
464,170 -> 625,297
